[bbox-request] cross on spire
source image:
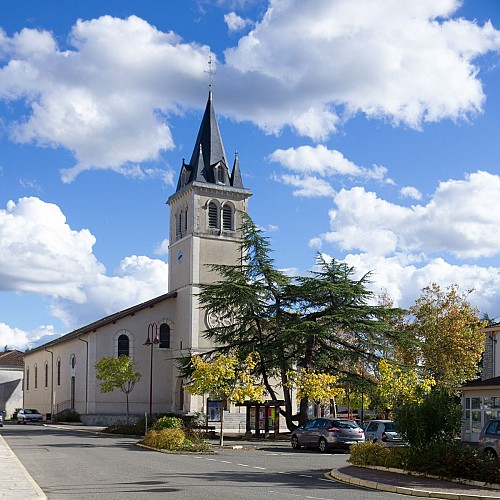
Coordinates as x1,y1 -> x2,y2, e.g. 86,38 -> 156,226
205,55 -> 215,93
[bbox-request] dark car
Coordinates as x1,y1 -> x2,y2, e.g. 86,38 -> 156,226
17,408 -> 43,424
478,418 -> 500,458
291,417 -> 365,452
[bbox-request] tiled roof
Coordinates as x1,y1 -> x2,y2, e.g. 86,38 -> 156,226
0,349 -> 24,367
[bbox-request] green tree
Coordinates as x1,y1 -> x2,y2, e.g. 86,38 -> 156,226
94,356 -> 141,425
409,283 -> 486,389
394,390 -> 462,448
191,212 -> 407,430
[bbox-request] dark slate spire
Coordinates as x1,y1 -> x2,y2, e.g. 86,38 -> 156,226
176,91 -> 244,192
230,152 -> 243,189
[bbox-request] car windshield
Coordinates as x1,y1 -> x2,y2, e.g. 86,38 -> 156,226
25,409 -> 39,414
332,420 -> 358,429
385,422 -> 398,432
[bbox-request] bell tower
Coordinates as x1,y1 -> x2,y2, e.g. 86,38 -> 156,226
167,91 -> 252,352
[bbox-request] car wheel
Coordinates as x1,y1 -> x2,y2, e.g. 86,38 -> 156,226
318,438 -> 329,453
291,436 -> 301,450
484,448 -> 498,460
373,439 -> 378,443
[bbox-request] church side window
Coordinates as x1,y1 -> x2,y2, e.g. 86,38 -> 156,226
26,367 -> 30,391
222,204 -> 234,231
44,361 -> 48,388
159,323 -> 171,349
118,334 -> 130,357
208,201 -> 219,229
176,207 -> 188,240
57,358 -> 61,386
34,364 -> 38,389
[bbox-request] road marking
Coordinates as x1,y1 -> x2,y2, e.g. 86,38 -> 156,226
253,466 -> 266,470
220,460 -> 232,463
237,463 -> 249,467
298,474 -> 313,478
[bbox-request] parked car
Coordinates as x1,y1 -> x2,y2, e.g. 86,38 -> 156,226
478,418 -> 500,458
364,420 -> 404,446
17,409 -> 43,424
0,411 -> 3,427
291,417 -> 365,452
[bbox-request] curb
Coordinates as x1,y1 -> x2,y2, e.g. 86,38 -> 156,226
328,469 -> 500,500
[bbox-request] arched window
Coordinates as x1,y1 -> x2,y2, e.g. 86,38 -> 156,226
159,323 -> 171,349
70,354 -> 76,370
57,359 -> 61,386
118,334 -> 130,357
26,367 -> 30,391
34,364 -> 38,389
44,361 -> 48,388
208,201 -> 219,229
222,204 -> 234,231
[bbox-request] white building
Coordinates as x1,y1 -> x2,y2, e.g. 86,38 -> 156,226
22,91 -> 252,425
0,350 -> 24,420
460,322 -> 500,442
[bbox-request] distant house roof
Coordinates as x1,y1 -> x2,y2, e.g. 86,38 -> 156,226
460,376 -> 500,390
26,291 -> 177,355
0,349 -> 24,367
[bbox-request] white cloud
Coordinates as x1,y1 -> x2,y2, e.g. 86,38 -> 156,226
1,5 -> 499,174
400,186 -> 423,200
154,238 -> 170,256
0,16 -> 212,181
340,252 -> 500,315
0,197 -> 168,330
277,173 -> 336,198
221,0 -> 500,139
269,145 -> 391,197
0,323 -> 61,351
322,171 -> 500,259
224,12 -> 253,31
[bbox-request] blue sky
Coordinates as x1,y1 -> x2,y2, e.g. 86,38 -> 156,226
2,0 -> 500,350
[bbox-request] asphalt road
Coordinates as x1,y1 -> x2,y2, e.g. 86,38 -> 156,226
1,424 -> 408,500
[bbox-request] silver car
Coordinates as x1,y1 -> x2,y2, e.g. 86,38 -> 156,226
17,408 -> 43,424
291,418 -> 365,452
478,418 -> 500,458
364,420 -> 404,447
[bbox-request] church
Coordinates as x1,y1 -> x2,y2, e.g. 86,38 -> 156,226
22,91 -> 253,425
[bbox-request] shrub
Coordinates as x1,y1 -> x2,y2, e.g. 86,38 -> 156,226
349,441 -> 500,485
141,428 -> 210,452
393,390 -> 461,448
152,416 -> 183,431
53,410 -> 81,423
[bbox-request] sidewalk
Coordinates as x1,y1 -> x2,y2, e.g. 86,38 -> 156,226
0,434 -> 46,499
329,464 -> 500,500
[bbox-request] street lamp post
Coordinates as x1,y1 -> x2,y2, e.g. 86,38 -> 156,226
144,323 -> 160,421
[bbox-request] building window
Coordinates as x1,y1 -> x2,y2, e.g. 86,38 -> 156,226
70,354 -> 76,370
34,364 -> 38,389
222,204 -> 234,231
44,362 -> 48,388
159,323 -> 171,349
57,359 -> 61,386
208,201 -> 219,229
118,334 -> 130,357
26,367 -> 30,391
